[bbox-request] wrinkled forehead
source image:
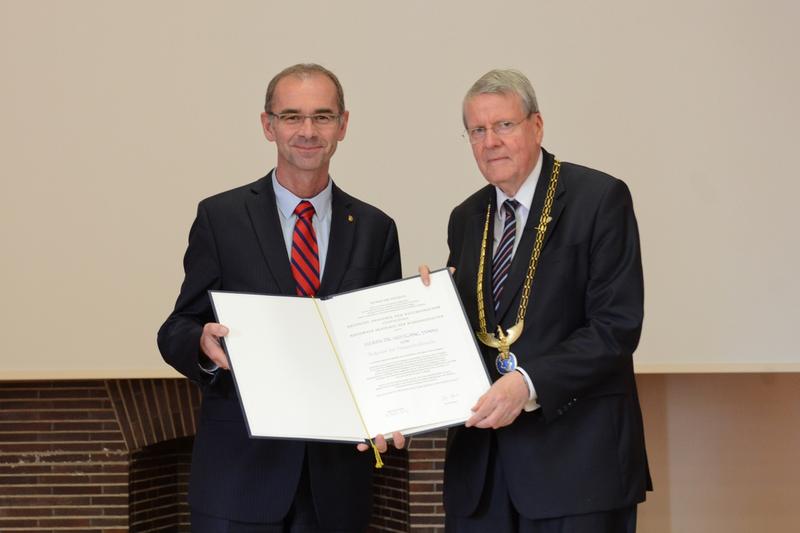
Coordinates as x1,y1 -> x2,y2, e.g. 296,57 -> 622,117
463,91 -> 525,125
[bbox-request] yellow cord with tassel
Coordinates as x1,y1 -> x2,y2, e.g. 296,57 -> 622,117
312,298 -> 384,468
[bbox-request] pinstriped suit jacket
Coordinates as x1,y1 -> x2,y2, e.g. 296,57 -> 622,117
158,174 -> 401,527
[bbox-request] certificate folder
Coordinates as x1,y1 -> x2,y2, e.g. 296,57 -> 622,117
209,269 -> 490,443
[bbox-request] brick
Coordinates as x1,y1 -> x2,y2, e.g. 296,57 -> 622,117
0,484 -> 111,496
408,472 -> 444,483
407,449 -> 446,460
0,506 -> 55,517
0,399 -> 112,410
0,441 -> 127,453
0,494 -> 93,506
409,492 -> 443,504
0,518 -> 36,528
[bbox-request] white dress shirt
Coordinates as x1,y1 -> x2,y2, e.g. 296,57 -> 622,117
272,170 -> 333,277
492,150 -> 544,412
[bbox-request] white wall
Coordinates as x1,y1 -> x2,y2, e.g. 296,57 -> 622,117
2,0 -> 798,377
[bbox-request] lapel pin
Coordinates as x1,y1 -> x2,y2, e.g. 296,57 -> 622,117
347,214 -> 354,223
534,216 -> 553,231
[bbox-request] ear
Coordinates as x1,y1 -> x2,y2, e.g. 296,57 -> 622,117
261,112 -> 276,142
336,110 -> 350,141
533,112 -> 544,144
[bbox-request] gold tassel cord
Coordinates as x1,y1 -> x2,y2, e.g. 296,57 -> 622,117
312,298 -> 384,468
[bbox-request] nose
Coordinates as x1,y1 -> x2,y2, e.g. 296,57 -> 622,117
482,128 -> 502,148
297,116 -> 316,137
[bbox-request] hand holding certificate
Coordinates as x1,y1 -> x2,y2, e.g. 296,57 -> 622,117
209,269 -> 490,448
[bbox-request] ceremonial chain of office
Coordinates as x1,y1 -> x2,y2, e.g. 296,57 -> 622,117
475,160 -> 561,369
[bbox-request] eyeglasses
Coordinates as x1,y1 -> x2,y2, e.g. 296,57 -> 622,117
465,113 -> 532,144
268,112 -> 341,128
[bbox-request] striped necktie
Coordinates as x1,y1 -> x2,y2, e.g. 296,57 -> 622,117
492,199 -> 520,313
291,200 -> 320,296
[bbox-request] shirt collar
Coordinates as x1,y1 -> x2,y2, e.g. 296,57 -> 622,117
495,149 -> 543,212
271,169 -> 333,220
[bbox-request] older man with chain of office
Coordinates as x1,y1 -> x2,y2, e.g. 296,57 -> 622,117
423,69 -> 651,532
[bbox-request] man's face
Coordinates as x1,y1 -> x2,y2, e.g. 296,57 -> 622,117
261,73 -> 348,177
463,92 -> 543,195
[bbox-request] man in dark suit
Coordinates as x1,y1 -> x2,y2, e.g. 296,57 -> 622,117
423,69 -> 650,532
158,63 -> 403,532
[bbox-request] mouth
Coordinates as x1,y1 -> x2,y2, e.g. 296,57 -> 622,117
293,145 -> 323,153
486,156 -> 509,164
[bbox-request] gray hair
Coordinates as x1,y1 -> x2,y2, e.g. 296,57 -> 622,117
264,63 -> 345,114
462,69 -> 539,128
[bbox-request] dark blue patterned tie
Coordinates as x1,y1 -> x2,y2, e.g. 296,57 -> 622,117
492,199 -> 520,312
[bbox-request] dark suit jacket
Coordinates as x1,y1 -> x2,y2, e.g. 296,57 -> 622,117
157,174 -> 401,527
444,149 -> 651,520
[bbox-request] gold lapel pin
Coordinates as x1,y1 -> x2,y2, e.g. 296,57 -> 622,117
347,214 -> 354,223
534,216 -> 553,231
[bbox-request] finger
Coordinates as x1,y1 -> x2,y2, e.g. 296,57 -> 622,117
374,434 -> 388,453
468,410 -> 496,428
418,264 -> 432,286
448,266 -> 456,274
209,355 -> 229,370
479,404 -> 522,430
475,413 -> 498,429
200,340 -> 228,369
466,399 -> 495,427
201,323 -> 231,369
215,354 -> 230,370
202,333 -> 230,365
466,393 -> 489,427
356,442 -> 369,452
392,431 -> 405,450
203,322 -> 229,338
471,392 -> 488,413
474,401 -> 506,428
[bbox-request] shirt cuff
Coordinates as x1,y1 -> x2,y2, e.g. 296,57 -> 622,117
515,366 -> 540,412
198,354 -> 220,375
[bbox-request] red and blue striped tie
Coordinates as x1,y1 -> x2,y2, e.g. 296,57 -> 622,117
291,201 -> 320,297
492,199 -> 519,312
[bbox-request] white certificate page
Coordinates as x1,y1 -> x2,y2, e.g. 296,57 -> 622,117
209,291 -> 365,442
321,270 -> 491,437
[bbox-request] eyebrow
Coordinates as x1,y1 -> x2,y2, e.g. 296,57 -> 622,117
469,118 -> 516,127
275,107 -> 337,115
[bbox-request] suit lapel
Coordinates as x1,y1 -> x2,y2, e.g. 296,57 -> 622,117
495,150 -> 566,323
245,175 -> 297,295
318,183 -> 355,297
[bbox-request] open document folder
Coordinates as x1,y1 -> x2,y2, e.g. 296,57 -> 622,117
209,269 -> 491,443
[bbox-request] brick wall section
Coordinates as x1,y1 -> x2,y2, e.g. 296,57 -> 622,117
0,381 -> 129,532
1,380 -> 449,531
129,437 -> 192,532
105,380 -> 200,452
104,379 -> 199,533
407,430 -> 447,532
0,379 -> 200,532
369,429 -> 448,533
369,445 -> 409,532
